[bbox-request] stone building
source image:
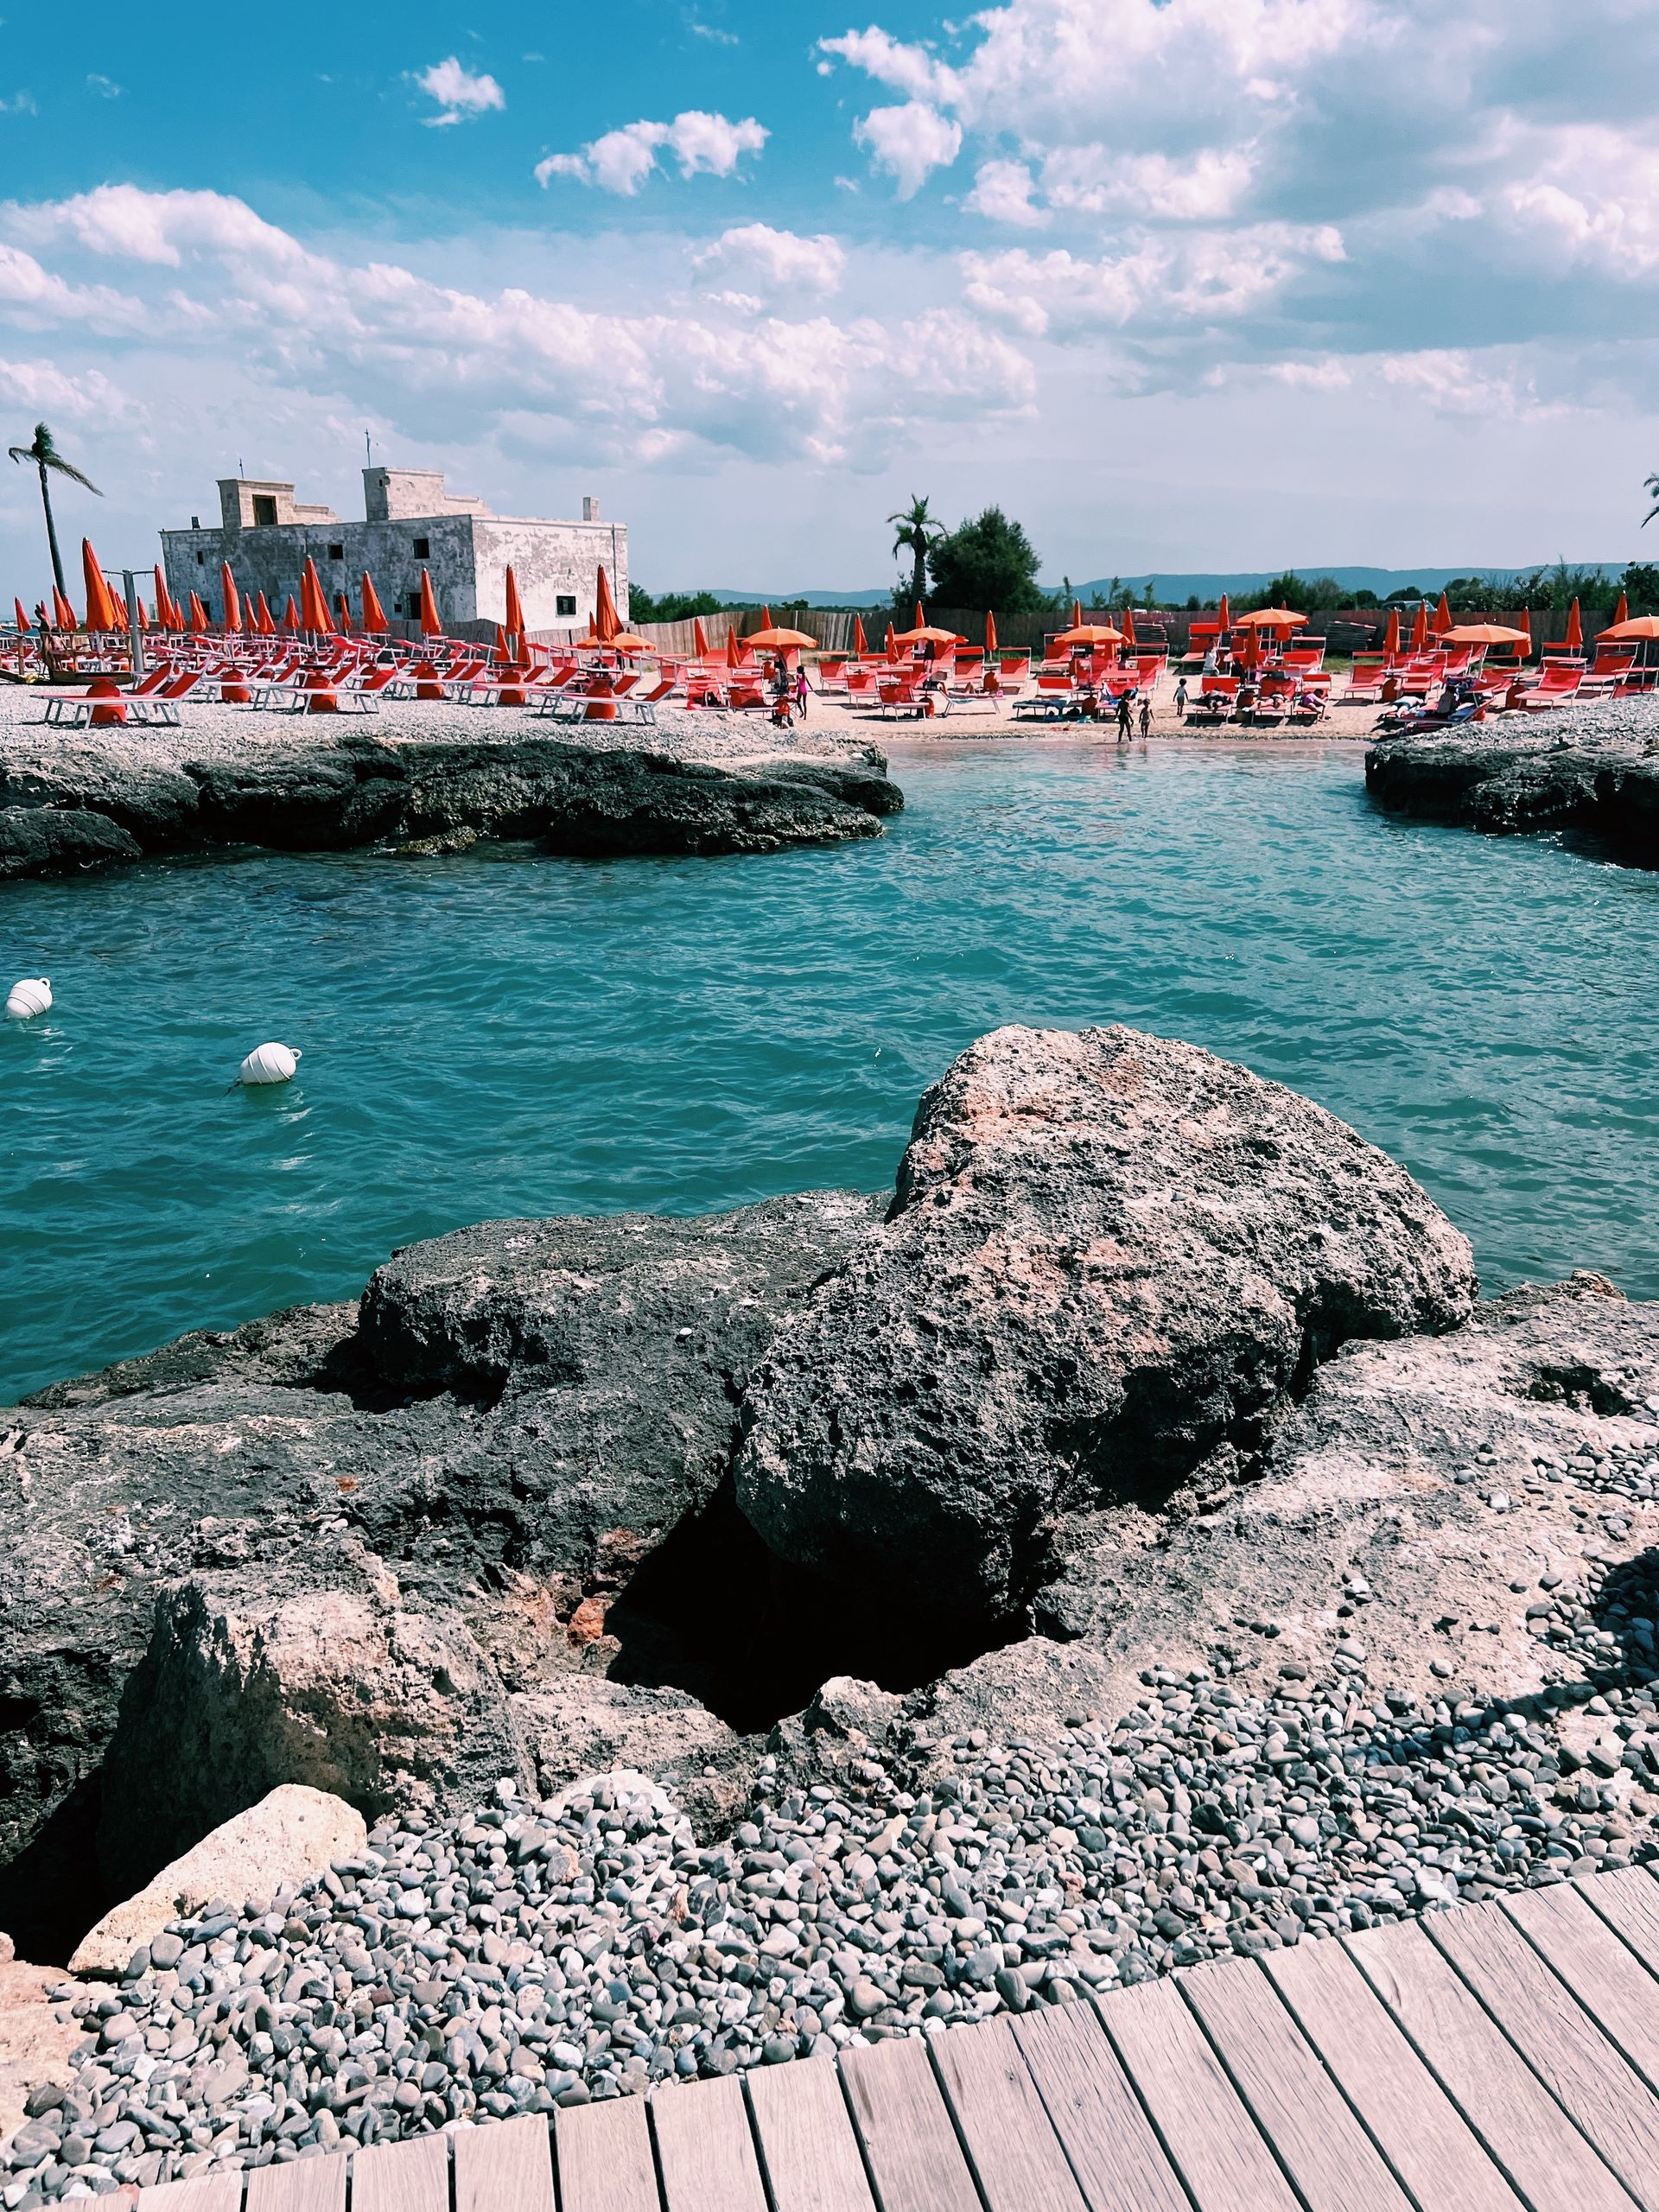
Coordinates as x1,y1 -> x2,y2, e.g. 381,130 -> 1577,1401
159,468 -> 627,634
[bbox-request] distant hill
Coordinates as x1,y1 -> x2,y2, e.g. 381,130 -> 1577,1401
702,565 -> 1627,610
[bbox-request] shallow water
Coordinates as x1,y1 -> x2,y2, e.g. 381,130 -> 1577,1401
3,738 -> 1656,1402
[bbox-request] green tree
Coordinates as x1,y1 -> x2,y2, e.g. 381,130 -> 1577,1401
7,422 -> 101,597
629,588 -> 724,622
1253,571 -> 1344,611
925,505 -> 1046,612
888,494 -> 945,608
1619,561 -> 1659,607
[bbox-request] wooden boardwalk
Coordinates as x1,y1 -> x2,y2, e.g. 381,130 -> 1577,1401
137,1864 -> 1659,2212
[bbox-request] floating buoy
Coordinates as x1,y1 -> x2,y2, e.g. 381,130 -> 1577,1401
237,1041 -> 302,1085
4,977 -> 51,1020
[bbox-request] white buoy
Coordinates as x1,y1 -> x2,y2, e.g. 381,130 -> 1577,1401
237,1041 -> 302,1086
4,977 -> 51,1020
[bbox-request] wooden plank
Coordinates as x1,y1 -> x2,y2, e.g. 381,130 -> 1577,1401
1010,1998 -> 1189,2212
556,2094 -> 660,2212
1427,1898 -> 1659,2208
245,2155 -> 346,2212
841,2033 -> 981,2212
1506,1883 -> 1659,2094
746,2055 -> 876,2212
1180,1955 -> 1413,2212
928,2014 -> 1089,2212
350,2131 -> 450,2212
1266,1931 -> 1525,2212
652,2075 -> 767,2212
1579,1867 -> 1659,1977
136,2178 -> 245,2212
453,2112 -> 555,2212
1099,1976 -> 1300,2212
1348,1921 -> 1637,2212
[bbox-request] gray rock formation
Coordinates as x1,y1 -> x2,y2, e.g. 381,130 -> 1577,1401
737,1024 -> 1478,1629
0,1193 -> 878,1952
1366,722 -> 1659,864
98,1546 -> 529,1896
0,735 -> 903,880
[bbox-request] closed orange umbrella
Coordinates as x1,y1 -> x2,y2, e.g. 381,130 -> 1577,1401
417,568 -> 442,638
885,624 -> 898,663
14,596 -> 29,632
219,561 -> 241,634
693,617 -> 709,657
300,556 -> 334,634
1383,607 -> 1401,657
1409,601 -> 1428,652
1564,597 -> 1582,652
1216,593 -> 1230,632
188,592 -> 211,633
593,565 -> 620,645
283,595 -> 302,634
1121,605 -> 1137,650
242,595 -> 257,636
1612,590 -> 1630,626
334,592 -> 353,631
1433,591 -> 1452,637
1236,623 -> 1260,671
256,593 -> 276,636
81,539 -> 118,631
360,572 -> 389,634
153,566 -> 175,628
53,585 -> 76,629
504,565 -> 525,640
493,623 -> 509,662
983,609 -> 997,653
1516,606 -> 1531,654
761,605 -> 776,630
853,614 -> 869,655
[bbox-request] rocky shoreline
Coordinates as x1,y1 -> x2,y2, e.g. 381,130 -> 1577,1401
0,706 -> 901,881
1366,697 -> 1659,863
3,1024 -> 1658,2201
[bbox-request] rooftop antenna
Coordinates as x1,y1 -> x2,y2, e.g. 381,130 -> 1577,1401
365,430 -> 372,465
238,456 -> 245,476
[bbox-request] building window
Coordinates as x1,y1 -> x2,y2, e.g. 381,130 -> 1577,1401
556,594 -> 576,617
412,537 -> 430,560
328,543 -> 345,562
407,593 -> 423,620
252,494 -> 278,527
196,550 -> 205,565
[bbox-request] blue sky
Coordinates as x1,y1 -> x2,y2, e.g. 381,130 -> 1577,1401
1,0 -> 1653,595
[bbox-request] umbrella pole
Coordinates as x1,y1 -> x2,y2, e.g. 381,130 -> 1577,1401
124,569 -> 144,683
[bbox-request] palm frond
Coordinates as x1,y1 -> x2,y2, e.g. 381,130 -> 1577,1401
43,454 -> 101,494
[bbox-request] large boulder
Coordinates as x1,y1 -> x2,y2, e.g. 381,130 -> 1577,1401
0,1195 -> 878,1935
69,1784 -> 365,1975
736,1026 -> 1478,1629
96,1546 -> 529,1897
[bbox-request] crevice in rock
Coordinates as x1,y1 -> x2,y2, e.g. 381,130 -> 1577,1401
601,1477 -> 1021,1735
1526,1362 -> 1637,1417
0,1771 -> 111,1967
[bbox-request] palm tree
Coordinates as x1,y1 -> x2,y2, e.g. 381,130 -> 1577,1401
1645,470 -> 1659,527
7,423 -> 101,597
888,494 -> 944,608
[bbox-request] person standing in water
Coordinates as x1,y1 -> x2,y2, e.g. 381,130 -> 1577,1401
1138,694 -> 1153,740
1115,691 -> 1133,743
795,664 -> 810,720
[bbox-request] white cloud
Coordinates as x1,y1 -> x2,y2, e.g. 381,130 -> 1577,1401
12,183 -> 306,269
0,358 -> 137,419
0,91 -> 35,115
817,27 -> 958,103
1378,347 -> 1549,419
961,222 -> 1343,339
692,223 -> 847,300
86,73 -> 122,99
964,161 -> 1048,228
1268,356 -> 1353,389
536,111 -> 767,194
853,103 -> 963,199
689,19 -> 739,44
415,56 -> 505,128
1040,147 -> 1256,223
1503,126 -> 1659,274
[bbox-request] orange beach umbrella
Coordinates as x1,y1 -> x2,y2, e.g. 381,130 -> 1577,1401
1564,597 -> 1582,653
219,561 -> 241,634
894,622 -> 966,645
853,613 -> 869,655
13,597 -> 29,632
693,617 -> 709,657
592,564 -> 620,645
747,625 -> 817,651
53,585 -> 76,629
256,593 -> 276,636
1121,605 -> 1137,650
416,568 -> 442,638
188,592 -> 211,634
504,565 -> 525,640
1612,590 -> 1630,627
885,623 -> 898,662
299,556 -> 334,635
81,539 -> 118,632
1383,607 -> 1401,657
283,595 -> 302,634
1441,623 -> 1530,646
1052,621 -> 1123,647
153,566 -> 175,628
1216,593 -> 1230,632
726,623 -> 744,670
983,609 -> 997,653
1408,601 -> 1429,652
1234,606 -> 1307,629
1433,591 -> 1452,637
1597,615 -> 1659,640
360,572 -> 389,634
1516,607 -> 1532,653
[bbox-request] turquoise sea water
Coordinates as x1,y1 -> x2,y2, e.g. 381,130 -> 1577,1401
3,737 -> 1656,1403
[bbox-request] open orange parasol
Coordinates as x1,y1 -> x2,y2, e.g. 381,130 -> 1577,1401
1441,623 -> 1530,646
219,561 -> 241,634
360,572 -> 389,634
747,626 -> 817,650
1052,622 -> 1123,647
893,623 -> 965,645
81,540 -> 118,631
417,569 -> 442,639
1234,606 -> 1307,629
1597,614 -> 1659,640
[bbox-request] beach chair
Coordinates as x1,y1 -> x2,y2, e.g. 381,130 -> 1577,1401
1519,665 -> 1585,710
